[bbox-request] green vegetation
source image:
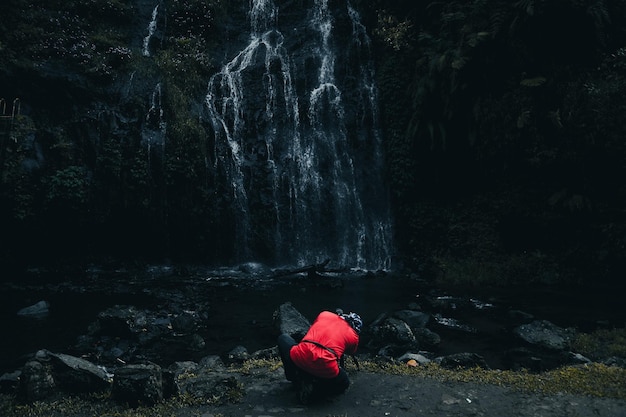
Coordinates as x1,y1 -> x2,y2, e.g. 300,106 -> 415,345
0,0 -> 133,78
370,0 -> 626,285
573,328 -> 626,360
0,390 -> 232,417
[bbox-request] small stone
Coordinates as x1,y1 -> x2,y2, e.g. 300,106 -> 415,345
17,301 -> 50,317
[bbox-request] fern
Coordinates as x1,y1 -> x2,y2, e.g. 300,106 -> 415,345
515,0 -> 536,16
587,0 -> 610,44
488,3 -> 511,37
520,76 -> 547,87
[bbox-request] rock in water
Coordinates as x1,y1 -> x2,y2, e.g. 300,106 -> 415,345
17,300 -> 50,318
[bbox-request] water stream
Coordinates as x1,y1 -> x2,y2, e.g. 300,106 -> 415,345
142,4 -> 160,57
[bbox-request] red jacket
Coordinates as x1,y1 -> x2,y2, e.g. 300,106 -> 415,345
290,311 -> 359,378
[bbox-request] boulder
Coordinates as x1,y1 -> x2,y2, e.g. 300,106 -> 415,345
199,355 -> 225,369
18,350 -> 111,402
162,361 -> 199,398
603,357 -> 626,368
112,363 -> 163,406
250,346 -> 279,360
398,352 -> 432,365
17,300 -> 50,318
272,302 -> 310,340
437,352 -> 490,370
369,316 -> 417,348
0,370 -> 21,394
171,311 -> 198,333
514,320 -> 575,351
81,304 -> 203,366
94,305 -> 146,337
19,359 -> 55,401
504,347 -> 544,372
413,327 -> 441,349
48,352 -> 111,393
238,262 -> 270,275
392,310 -> 430,329
503,347 -> 574,372
226,345 -> 250,364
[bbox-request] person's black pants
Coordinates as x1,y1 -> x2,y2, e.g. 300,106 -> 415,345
277,333 -> 350,396
277,333 -> 301,382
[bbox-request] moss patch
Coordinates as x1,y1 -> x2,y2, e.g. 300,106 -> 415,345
572,328 -> 626,360
361,360 -> 626,399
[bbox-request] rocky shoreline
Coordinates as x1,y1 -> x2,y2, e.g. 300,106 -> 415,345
2,299 -> 625,407
1,267 -> 625,415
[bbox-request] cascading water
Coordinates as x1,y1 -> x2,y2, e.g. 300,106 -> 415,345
143,82 -> 166,155
205,0 -> 392,270
142,4 -> 159,57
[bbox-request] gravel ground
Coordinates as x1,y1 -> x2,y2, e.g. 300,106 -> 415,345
175,367 -> 626,417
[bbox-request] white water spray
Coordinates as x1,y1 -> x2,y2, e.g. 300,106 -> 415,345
143,4 -> 159,57
143,82 -> 166,169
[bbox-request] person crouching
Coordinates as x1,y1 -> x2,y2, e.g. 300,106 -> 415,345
277,310 -> 362,404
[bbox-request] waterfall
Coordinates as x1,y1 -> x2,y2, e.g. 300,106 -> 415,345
143,4 -> 159,57
143,82 -> 166,164
205,0 -> 299,262
146,82 -> 165,131
205,0 -> 392,270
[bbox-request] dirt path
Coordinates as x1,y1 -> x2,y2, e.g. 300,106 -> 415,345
186,368 -> 626,417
